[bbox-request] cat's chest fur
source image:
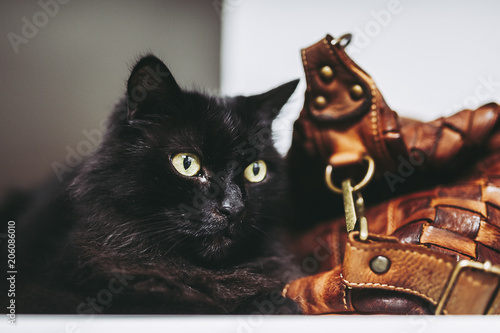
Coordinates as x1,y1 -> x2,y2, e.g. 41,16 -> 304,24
83,255 -> 296,314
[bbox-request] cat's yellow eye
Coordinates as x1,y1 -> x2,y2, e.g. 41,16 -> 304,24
244,160 -> 267,183
171,153 -> 201,177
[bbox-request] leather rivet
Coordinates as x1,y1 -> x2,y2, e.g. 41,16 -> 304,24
319,66 -> 334,81
350,84 -> 364,100
370,255 -> 391,274
314,96 -> 327,109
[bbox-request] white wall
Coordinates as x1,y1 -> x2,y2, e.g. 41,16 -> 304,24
221,0 -> 500,154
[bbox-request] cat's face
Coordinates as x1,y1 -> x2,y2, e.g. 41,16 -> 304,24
74,56 -> 298,266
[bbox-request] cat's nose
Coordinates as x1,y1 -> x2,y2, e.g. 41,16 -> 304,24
218,183 -> 245,220
219,201 -> 245,220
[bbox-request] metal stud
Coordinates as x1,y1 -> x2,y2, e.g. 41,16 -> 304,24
319,66 -> 334,81
314,96 -> 327,109
370,255 -> 391,274
350,84 -> 364,100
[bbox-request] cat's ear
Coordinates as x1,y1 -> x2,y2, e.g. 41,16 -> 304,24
248,79 -> 300,121
126,55 -> 181,121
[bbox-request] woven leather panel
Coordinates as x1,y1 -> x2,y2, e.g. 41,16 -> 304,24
384,166 -> 500,264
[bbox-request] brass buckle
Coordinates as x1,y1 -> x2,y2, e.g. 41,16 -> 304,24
325,155 -> 374,241
435,260 -> 500,315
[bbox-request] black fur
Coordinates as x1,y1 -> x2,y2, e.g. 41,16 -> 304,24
1,55 -> 301,314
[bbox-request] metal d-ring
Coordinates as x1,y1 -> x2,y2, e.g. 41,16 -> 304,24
331,33 -> 352,48
324,155 -> 375,194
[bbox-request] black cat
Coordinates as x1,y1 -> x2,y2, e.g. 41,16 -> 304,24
1,55 -> 301,314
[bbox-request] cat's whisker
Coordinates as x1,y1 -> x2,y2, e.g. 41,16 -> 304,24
248,221 -> 269,238
153,234 -> 191,257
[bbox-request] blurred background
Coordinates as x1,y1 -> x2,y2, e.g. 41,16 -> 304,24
0,0 -> 221,199
1,0 -> 500,199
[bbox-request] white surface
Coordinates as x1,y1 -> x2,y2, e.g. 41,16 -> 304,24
220,0 -> 500,154
1,315 -> 499,333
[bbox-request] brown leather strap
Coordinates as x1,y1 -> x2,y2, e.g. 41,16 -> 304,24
296,34 -> 404,172
343,233 -> 500,315
284,232 -> 500,314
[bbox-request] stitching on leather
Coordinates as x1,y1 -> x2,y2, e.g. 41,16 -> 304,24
341,276 -> 438,306
341,281 -> 348,311
342,276 -> 449,314
322,37 -> 386,162
345,242 -> 456,311
301,49 -> 311,94
348,241 -> 497,312
323,39 -> 333,55
367,79 -> 390,165
369,83 -> 379,142
347,241 -> 453,268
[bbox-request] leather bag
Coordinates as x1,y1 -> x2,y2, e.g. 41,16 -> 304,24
284,34 -> 500,315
